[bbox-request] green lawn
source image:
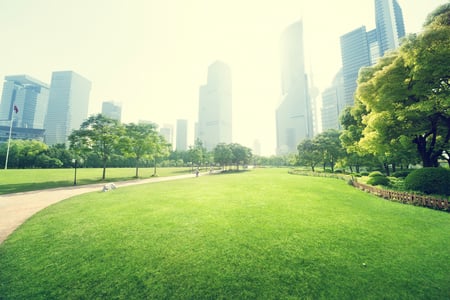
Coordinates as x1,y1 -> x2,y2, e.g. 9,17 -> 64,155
0,168 -> 449,299
0,167 -> 192,195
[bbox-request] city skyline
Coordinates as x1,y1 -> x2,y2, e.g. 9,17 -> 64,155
0,0 -> 446,155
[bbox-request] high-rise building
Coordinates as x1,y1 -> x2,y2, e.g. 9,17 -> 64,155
160,124 -> 173,149
340,26 -> 372,108
176,119 -> 188,151
197,61 -> 232,151
376,0 -> 405,57
102,101 -> 122,122
44,71 -> 91,145
340,0 -> 405,107
321,70 -> 345,131
276,20 -> 312,155
0,75 -> 49,129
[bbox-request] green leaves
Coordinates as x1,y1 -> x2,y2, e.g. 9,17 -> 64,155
347,4 -> 450,167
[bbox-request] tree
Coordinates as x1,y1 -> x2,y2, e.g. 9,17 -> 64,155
120,122 -> 159,178
46,143 -> 73,167
340,106 -> 371,173
151,135 -> 170,176
314,129 -> 345,172
297,138 -> 321,171
229,143 -> 252,170
69,114 -> 122,180
0,140 -> 48,169
213,143 -> 233,169
188,139 -> 207,169
353,4 -> 450,168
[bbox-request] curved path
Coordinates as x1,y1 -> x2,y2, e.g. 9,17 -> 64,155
0,173 -> 200,245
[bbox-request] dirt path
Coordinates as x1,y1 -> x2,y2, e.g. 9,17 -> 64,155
0,173 -> 198,245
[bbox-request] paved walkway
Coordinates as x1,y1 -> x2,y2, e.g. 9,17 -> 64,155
0,173 -> 199,245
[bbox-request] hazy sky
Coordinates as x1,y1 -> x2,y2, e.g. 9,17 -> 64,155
0,0 -> 447,155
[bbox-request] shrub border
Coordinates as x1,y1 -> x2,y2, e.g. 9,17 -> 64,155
289,169 -> 449,212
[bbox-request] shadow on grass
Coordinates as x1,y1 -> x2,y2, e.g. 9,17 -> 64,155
211,169 -> 250,175
0,177 -> 141,195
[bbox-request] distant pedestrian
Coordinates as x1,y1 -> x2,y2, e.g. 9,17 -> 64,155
195,168 -> 199,177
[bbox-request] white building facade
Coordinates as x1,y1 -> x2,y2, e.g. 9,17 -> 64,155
197,61 -> 232,151
44,71 -> 91,145
0,75 -> 49,129
276,20 -> 312,155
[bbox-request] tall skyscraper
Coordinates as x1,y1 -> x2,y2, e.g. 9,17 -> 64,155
44,71 -> 91,145
197,61 -> 232,151
102,101 -> 122,122
340,0 -> 405,107
276,20 -> 312,154
160,124 -> 173,149
375,0 -> 405,56
176,119 -> 188,151
0,75 -> 49,129
321,70 -> 345,131
340,26 -> 372,107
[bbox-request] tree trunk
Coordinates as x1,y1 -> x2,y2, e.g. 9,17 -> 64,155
384,162 -> 390,176
102,161 -> 107,180
135,162 -> 139,178
414,135 -> 439,167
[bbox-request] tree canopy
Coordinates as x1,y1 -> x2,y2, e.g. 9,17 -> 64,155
69,114 -> 122,180
346,3 -> 450,167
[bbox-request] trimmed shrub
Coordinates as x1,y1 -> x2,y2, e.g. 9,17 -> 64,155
360,171 -> 370,176
367,175 -> 390,186
391,170 -> 412,178
404,168 -> 450,195
369,171 -> 384,177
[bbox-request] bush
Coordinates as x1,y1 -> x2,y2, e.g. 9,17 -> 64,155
360,171 -> 370,176
367,175 -> 390,186
368,171 -> 384,177
391,170 -> 412,178
404,168 -> 450,195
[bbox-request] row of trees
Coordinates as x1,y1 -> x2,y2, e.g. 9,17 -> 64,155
0,114 -> 254,178
298,4 -> 450,174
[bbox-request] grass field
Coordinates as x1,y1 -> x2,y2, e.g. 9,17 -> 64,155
0,167 -> 192,195
0,168 -> 449,299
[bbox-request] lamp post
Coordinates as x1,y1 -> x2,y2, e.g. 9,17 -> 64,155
72,159 -> 78,185
72,158 -> 83,185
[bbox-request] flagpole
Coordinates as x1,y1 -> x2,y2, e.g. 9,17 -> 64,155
4,108 -> 15,170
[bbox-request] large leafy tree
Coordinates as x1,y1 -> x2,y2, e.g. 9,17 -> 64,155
229,143 -> 252,170
297,138 -> 321,171
120,122 -> 160,178
314,129 -> 345,172
69,114 -> 122,180
353,4 -> 450,167
151,135 -> 170,176
188,139 -> 207,169
213,143 -> 233,169
339,106 -> 372,173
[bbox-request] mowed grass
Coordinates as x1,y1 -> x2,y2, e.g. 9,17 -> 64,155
0,169 -> 449,299
0,167 -> 191,195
